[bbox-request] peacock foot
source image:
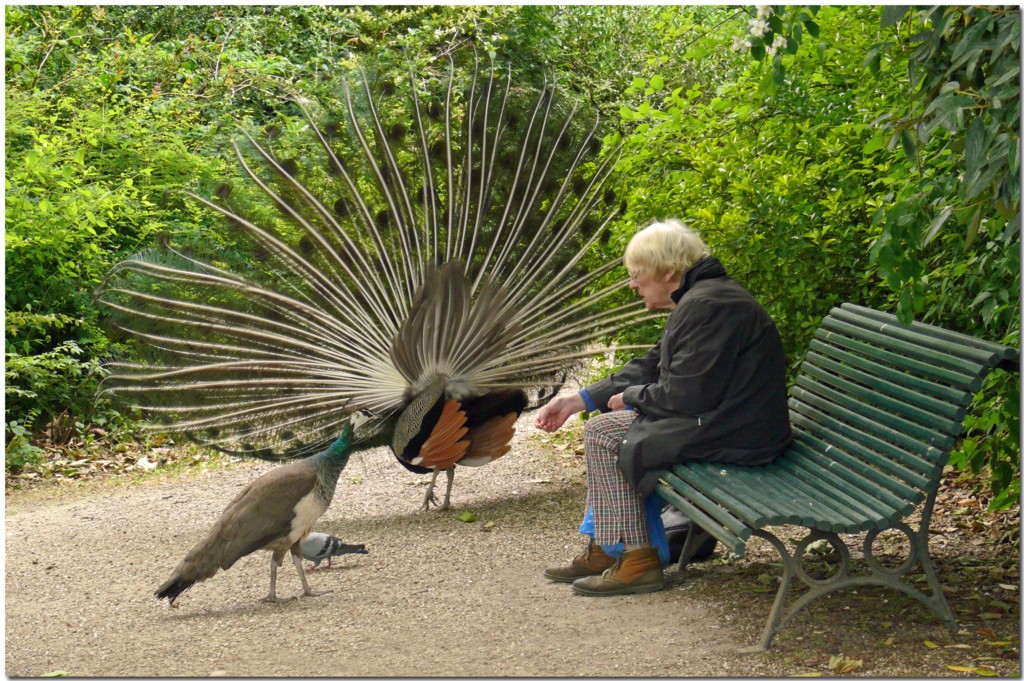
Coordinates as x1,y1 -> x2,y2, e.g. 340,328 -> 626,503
262,594 -> 296,604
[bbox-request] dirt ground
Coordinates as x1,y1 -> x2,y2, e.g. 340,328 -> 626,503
5,420 -> 1020,677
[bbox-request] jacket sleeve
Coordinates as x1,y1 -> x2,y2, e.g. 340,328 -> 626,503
583,341 -> 662,411
621,298 -> 739,419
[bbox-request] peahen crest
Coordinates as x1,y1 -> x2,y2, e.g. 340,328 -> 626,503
97,59 -> 648,464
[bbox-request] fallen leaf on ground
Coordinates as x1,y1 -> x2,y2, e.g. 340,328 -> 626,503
827,656 -> 863,675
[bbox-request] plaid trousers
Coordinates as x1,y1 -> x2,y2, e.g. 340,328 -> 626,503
584,410 -> 649,546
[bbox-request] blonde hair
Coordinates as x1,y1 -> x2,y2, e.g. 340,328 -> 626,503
624,219 -> 710,279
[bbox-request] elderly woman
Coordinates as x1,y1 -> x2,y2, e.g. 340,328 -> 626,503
535,219 -> 791,596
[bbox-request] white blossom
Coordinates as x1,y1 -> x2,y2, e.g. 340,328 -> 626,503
774,35 -> 787,51
766,44 -> 778,56
731,35 -> 751,51
748,19 -> 769,38
756,5 -> 774,20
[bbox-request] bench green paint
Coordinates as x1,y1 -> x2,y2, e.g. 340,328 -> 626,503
655,303 -> 1019,652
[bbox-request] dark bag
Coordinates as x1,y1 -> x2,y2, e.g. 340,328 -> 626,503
661,503 -> 718,563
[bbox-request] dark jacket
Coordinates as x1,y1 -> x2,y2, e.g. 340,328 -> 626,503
585,256 -> 792,496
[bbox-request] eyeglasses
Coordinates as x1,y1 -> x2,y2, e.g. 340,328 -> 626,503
628,270 -> 641,283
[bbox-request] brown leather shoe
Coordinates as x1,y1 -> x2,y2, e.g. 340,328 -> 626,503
544,539 -> 616,583
571,547 -> 664,596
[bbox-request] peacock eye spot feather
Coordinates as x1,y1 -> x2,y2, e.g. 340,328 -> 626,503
603,187 -> 616,205
572,177 -> 587,196
618,199 -> 629,214
375,209 -> 390,229
324,121 -> 341,139
214,182 -> 232,200
298,236 -> 314,255
427,100 -> 443,121
264,124 -> 281,140
589,137 -> 602,154
388,123 -> 406,142
327,153 -> 347,176
279,158 -> 298,177
333,198 -> 350,217
379,80 -> 396,97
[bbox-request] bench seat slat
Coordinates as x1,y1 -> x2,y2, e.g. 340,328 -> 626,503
789,436 -> 919,514
654,482 -> 747,556
821,317 -> 988,379
756,464 -> 872,531
678,463 -> 801,526
732,466 -> 847,530
801,359 -> 964,435
790,402 -> 944,479
774,457 -> 886,531
692,464 -> 855,530
804,350 -> 967,420
813,328 -> 983,392
657,469 -> 752,539
808,338 -> 972,406
785,453 -> 906,530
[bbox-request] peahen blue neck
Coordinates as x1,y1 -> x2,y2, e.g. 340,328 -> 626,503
311,424 -> 354,503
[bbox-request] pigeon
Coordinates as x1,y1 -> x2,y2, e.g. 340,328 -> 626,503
300,531 -> 368,570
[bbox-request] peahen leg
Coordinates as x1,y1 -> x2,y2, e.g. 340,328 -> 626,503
291,548 -> 330,598
440,467 -> 456,511
263,555 -> 295,603
420,469 -> 442,511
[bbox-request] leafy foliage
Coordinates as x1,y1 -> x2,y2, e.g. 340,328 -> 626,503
5,5 -> 1019,509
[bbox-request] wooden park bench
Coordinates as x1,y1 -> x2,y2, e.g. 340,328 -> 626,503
655,303 -> 1020,652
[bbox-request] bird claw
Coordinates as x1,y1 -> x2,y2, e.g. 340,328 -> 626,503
262,594 -> 296,604
420,490 -> 438,511
303,589 -> 331,598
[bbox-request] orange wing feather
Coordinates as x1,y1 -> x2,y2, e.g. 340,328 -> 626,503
458,412 -> 517,466
413,399 -> 470,470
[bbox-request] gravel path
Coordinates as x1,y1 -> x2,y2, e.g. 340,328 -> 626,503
6,422 -> 774,678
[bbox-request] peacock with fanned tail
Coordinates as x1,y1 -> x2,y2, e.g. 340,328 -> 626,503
98,59 -> 648,512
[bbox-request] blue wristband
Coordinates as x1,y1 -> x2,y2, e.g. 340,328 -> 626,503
578,388 -> 598,413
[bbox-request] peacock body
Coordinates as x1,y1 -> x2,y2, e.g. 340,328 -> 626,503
98,59 -> 647,509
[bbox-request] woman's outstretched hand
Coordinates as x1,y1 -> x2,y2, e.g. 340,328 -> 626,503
534,393 -> 586,432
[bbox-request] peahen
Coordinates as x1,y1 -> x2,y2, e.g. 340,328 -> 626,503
155,421 -> 358,606
97,59 -> 647,511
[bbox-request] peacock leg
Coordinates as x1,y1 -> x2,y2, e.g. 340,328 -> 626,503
291,549 -> 330,598
439,467 -> 456,511
420,469 -> 442,511
263,555 -> 295,603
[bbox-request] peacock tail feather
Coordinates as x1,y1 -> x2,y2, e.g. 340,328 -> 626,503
97,58 -> 648,461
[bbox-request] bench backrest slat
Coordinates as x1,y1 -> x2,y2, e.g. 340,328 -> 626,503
821,317 -> 990,379
842,304 -> 1018,362
808,338 -> 973,406
790,406 -> 940,482
793,382 -> 955,452
801,360 -> 964,435
813,328 -> 982,392
804,350 -> 967,422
